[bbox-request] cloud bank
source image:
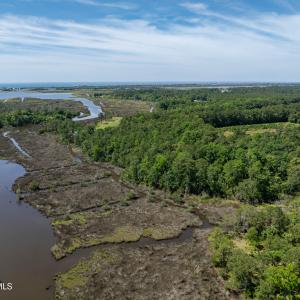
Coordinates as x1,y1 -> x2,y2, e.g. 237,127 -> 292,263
0,3 -> 300,82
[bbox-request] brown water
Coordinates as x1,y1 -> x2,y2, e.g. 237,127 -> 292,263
0,160 -> 56,299
0,160 -> 105,300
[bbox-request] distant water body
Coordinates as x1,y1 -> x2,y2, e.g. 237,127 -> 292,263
0,82 -> 177,89
1,82 -> 298,89
0,82 -> 131,89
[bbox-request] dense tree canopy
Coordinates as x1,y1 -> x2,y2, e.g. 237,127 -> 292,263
211,205 -> 300,299
0,109 -> 77,128
45,106 -> 300,203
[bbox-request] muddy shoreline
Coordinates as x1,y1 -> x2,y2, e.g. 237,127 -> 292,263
0,125 -> 236,300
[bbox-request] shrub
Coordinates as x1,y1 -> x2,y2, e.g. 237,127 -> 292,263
255,264 -> 300,300
28,180 -> 40,192
227,250 -> 261,297
209,229 -> 234,268
282,247 -> 300,273
284,223 -> 300,245
235,179 -> 262,204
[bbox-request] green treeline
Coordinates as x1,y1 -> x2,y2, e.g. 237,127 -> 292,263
210,204 -> 300,298
97,86 -> 300,127
45,107 -> 300,203
197,101 -> 300,127
0,110 -> 77,128
100,86 -> 300,103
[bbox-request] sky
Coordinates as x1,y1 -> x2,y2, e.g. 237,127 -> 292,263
1,0 -> 300,83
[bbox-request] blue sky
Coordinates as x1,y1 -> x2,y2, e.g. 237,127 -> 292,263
1,0 -> 300,82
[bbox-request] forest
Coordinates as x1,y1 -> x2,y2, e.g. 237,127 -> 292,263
45,88 -> 300,204
97,85 -> 300,104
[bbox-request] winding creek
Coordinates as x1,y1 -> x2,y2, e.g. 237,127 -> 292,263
0,91 -> 103,121
3,132 -> 31,158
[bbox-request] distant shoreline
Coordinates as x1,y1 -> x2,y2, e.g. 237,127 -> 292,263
1,81 -> 300,89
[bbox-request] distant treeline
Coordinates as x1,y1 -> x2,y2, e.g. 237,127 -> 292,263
198,101 -> 300,127
97,86 -> 300,127
99,86 -> 300,103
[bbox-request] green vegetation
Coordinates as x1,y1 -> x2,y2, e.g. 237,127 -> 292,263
210,205 -> 300,299
95,86 -> 300,127
28,180 -> 40,192
0,109 -> 77,128
96,117 -> 122,130
0,98 -> 86,115
102,86 -> 300,104
51,222 -> 192,259
44,107 -> 300,203
55,249 -> 119,295
52,212 -> 87,227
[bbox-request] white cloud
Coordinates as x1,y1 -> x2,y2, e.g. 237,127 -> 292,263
0,11 -> 300,82
180,2 -> 208,11
74,0 -> 134,10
